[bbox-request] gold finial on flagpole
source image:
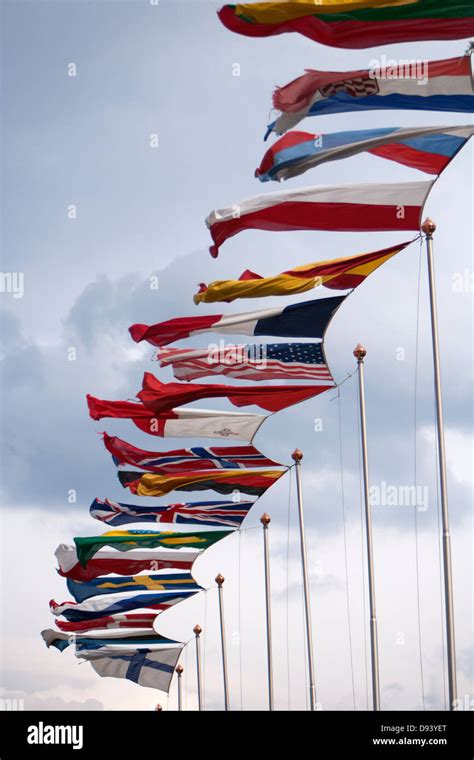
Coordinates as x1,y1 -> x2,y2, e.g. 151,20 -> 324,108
291,448 -> 303,463
215,573 -> 225,586
260,512 -> 271,527
353,343 -> 367,361
421,217 -> 436,237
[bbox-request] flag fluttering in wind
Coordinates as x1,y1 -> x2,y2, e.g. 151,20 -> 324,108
268,56 -> 474,137
66,572 -> 201,603
102,433 -> 281,471
256,125 -> 474,182
50,589 -> 197,622
42,628 -> 175,652
157,343 -> 334,383
55,613 -> 160,633
195,242 -> 412,303
87,396 -> 267,442
90,497 -> 255,528
205,182 -> 432,257
118,468 -> 286,498
73,530 -> 232,567
137,372 -> 334,414
217,1 -> 474,49
129,295 -> 345,346
76,646 -> 184,691
56,543 -> 200,581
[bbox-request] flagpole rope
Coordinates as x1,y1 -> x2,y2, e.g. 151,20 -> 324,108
286,464 -> 292,711
355,372 -> 370,711
337,386 -> 357,710
414,235 -> 427,711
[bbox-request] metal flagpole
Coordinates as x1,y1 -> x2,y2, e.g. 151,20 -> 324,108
291,449 -> 317,711
354,344 -> 381,711
216,573 -> 230,711
176,664 -> 184,711
193,624 -> 204,711
260,513 -> 274,710
421,218 -> 457,709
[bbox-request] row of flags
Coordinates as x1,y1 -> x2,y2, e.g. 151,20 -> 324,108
42,2 -> 474,700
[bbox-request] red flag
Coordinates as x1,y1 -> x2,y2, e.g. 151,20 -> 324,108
137,372 -> 332,413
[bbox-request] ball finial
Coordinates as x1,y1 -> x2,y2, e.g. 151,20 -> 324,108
176,664 -> 184,675
291,448 -> 303,463
260,512 -> 271,527
421,217 -> 436,236
155,704 -> 163,712
193,624 -> 202,636
353,343 -> 367,360
215,573 -> 225,586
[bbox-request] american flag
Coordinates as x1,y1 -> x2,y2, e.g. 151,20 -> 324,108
157,342 -> 335,384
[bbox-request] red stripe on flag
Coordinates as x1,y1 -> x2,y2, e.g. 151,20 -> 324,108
209,202 -> 422,257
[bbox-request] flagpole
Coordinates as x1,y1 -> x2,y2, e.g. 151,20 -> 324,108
260,513 -> 274,711
176,664 -> 184,711
354,344 -> 381,711
291,449 -> 317,711
421,218 -> 457,709
216,573 -> 230,711
193,624 -> 204,711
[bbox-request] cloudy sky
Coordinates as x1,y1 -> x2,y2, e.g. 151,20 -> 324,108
0,0 -> 472,711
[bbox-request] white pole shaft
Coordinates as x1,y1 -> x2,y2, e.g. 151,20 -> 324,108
217,584 -> 230,711
425,231 -> 457,709
262,521 -> 274,710
356,356 -> 381,711
294,461 -> 317,711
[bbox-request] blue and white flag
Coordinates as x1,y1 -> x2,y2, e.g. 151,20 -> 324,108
77,646 -> 184,691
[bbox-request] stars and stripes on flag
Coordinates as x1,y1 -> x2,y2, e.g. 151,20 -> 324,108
129,295 -> 345,346
73,529 -> 232,568
256,126 -> 474,182
195,242 -> 411,303
101,433 -> 282,471
205,182 -> 432,257
87,396 -> 267,442
66,572 -> 201,603
117,468 -> 286,498
137,372 -> 333,414
55,613 -> 160,633
217,1 -> 474,49
55,543 -> 201,582
90,497 -> 255,528
157,342 -> 335,384
268,56 -> 474,137
49,589 -> 197,622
